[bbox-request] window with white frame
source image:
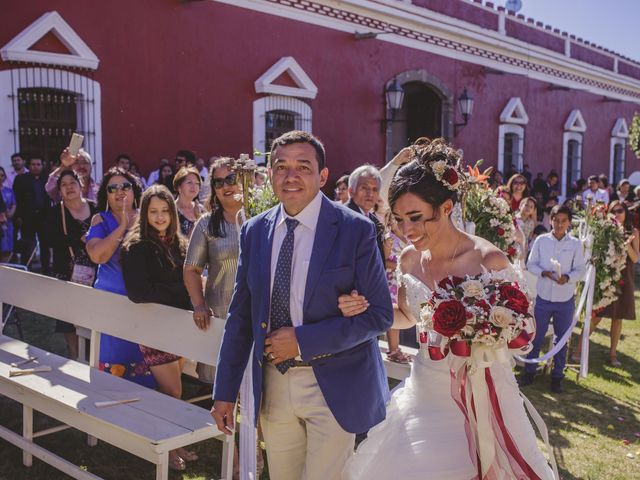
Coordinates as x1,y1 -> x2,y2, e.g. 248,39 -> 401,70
498,98 -> 528,174
252,57 -> 317,160
610,118 -> 629,186
562,110 -> 587,198
253,96 -> 312,157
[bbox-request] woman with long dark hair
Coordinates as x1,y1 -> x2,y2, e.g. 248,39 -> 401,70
85,167 -> 155,387
121,184 -> 196,471
183,157 -> 242,383
341,139 -> 554,479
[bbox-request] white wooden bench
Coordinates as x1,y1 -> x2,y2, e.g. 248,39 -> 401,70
0,265 -> 233,480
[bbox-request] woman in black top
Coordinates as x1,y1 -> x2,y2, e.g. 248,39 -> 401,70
121,184 -> 195,471
47,170 -> 98,359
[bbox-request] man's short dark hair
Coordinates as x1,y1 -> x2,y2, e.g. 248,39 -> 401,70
547,171 -> 558,180
176,150 -> 196,165
550,204 -> 572,221
269,130 -> 326,170
11,152 -> 23,161
28,157 -> 42,165
116,154 -> 131,163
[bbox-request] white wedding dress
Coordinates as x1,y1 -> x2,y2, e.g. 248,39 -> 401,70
343,272 -> 555,480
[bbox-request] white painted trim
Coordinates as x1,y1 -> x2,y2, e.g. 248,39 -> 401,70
211,0 -> 640,103
498,123 -> 524,173
611,117 -> 629,138
0,11 -> 99,70
0,68 -> 103,179
561,131 -> 583,198
254,57 -> 318,99
564,109 -> 587,132
609,137 -> 626,182
252,95 -> 312,157
499,97 -> 529,125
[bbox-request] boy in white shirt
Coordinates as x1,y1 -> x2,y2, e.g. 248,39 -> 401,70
520,205 -> 586,393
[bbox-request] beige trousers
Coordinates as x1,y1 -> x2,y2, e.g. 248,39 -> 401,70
260,363 -> 355,480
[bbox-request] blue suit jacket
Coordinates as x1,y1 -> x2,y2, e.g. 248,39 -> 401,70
213,195 -> 393,433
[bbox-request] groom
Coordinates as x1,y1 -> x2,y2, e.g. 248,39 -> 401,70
212,131 -> 393,479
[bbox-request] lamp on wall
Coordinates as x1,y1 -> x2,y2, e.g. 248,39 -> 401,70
454,88 -> 474,135
381,79 -> 405,132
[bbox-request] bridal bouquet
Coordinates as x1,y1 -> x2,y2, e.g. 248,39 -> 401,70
463,183 -> 520,261
418,272 -> 534,357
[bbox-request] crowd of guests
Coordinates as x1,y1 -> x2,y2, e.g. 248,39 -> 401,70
0,139 -> 638,466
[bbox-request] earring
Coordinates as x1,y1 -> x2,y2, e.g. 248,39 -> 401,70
134,198 -> 138,209
105,202 -> 110,212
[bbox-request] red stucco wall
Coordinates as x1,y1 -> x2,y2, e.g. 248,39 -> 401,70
2,0 -> 638,185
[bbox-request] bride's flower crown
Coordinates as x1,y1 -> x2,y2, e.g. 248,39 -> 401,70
409,139 -> 465,194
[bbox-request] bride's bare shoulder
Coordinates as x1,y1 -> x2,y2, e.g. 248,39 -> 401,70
466,234 -> 510,271
399,244 -> 421,274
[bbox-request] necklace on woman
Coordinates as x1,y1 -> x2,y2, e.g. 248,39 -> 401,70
423,234 -> 460,288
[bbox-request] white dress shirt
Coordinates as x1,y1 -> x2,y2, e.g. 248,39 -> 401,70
582,188 -> 609,205
270,191 -> 323,328
527,232 -> 587,302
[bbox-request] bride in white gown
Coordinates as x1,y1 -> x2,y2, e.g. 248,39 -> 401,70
340,139 -> 556,480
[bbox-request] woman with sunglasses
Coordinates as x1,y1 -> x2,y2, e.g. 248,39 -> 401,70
183,157 -> 242,383
85,167 -> 156,387
506,173 -> 530,212
573,201 -> 639,367
173,166 -> 204,237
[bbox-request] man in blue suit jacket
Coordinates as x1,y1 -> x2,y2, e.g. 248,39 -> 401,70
212,131 -> 393,479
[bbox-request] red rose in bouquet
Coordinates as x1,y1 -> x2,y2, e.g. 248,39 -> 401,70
498,284 -> 529,315
432,300 -> 468,337
443,168 -> 459,186
437,276 -> 465,290
496,227 -> 505,236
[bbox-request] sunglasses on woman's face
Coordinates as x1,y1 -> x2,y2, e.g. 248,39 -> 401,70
612,208 -> 625,214
212,173 -> 237,190
106,181 -> 133,194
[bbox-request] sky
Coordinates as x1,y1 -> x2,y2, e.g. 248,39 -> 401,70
496,0 -> 640,61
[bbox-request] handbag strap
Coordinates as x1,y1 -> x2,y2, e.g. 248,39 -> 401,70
60,201 -> 75,260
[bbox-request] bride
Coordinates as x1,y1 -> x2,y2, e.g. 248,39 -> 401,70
340,139 -> 556,480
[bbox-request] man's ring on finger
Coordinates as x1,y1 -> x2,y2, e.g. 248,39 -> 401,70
267,352 -> 275,361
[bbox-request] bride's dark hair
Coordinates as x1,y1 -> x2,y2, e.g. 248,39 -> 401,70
388,137 -> 461,211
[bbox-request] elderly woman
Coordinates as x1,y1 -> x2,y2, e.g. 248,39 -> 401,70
46,148 -> 98,202
173,166 -> 204,237
183,157 -> 242,383
47,169 -> 98,358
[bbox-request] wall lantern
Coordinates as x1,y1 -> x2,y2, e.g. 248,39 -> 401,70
382,79 -> 405,132
454,88 -> 474,135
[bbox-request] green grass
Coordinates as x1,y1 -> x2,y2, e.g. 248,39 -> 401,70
1,296 -> 639,479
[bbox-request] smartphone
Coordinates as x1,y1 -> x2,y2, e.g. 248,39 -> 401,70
68,133 -> 84,156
